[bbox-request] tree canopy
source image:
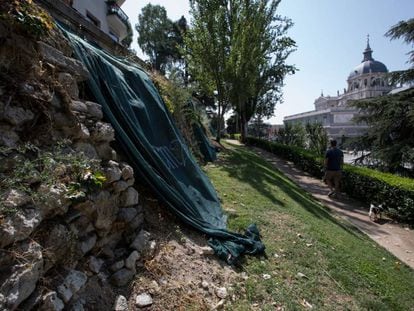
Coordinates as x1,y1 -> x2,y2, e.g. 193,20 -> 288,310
350,88 -> 414,174
185,0 -> 295,142
385,18 -> 414,84
136,4 -> 187,74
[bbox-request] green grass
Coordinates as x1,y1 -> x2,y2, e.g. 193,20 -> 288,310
204,142 -> 414,311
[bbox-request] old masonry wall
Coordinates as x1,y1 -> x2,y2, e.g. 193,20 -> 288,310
0,22 -> 155,310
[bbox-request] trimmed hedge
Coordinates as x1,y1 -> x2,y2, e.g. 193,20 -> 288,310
245,137 -> 414,224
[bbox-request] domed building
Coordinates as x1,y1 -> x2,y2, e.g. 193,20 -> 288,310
284,38 -> 394,143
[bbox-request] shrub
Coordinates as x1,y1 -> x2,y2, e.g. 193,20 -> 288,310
245,136 -> 414,224
0,0 -> 54,38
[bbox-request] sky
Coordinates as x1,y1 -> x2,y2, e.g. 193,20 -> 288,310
122,0 -> 414,124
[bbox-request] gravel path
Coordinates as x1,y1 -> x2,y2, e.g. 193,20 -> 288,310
226,140 -> 414,269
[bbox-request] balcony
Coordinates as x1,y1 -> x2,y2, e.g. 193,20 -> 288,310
106,1 -> 129,41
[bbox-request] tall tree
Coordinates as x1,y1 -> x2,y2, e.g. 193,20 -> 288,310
185,0 -> 232,141
186,0 -> 295,142
136,4 -> 184,74
228,0 -> 295,141
350,88 -> 414,174
385,18 -> 414,84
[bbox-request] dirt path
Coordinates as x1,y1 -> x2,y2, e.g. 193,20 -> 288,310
225,140 -> 414,269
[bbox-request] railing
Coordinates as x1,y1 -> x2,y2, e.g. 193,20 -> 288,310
107,2 -> 129,25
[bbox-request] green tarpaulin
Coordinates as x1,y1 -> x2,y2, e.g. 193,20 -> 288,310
62,28 -> 264,263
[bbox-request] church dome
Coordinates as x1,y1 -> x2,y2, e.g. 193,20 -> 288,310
348,39 -> 388,79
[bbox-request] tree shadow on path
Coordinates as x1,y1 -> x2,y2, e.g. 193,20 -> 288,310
220,143 -> 363,239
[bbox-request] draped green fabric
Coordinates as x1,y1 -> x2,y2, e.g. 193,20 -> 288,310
62,28 -> 265,264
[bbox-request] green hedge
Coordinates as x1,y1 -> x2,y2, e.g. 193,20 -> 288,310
245,137 -> 414,224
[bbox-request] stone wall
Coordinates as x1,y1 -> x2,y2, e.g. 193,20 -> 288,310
0,22 -> 152,311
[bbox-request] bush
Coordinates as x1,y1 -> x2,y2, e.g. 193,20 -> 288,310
229,133 -> 241,140
245,136 -> 414,224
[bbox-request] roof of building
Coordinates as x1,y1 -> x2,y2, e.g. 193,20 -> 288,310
348,37 -> 388,79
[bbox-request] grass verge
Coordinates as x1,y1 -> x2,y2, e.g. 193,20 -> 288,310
204,142 -> 414,310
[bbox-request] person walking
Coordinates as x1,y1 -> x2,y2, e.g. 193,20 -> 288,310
324,140 -> 344,197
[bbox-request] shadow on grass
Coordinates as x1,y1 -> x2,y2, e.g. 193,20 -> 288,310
221,144 -> 362,238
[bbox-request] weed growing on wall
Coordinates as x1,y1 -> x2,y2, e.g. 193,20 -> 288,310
0,141 -> 106,216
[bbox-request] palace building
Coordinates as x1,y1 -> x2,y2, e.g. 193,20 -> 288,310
284,38 -> 393,142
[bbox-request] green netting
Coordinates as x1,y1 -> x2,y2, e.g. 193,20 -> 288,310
61,27 -> 264,264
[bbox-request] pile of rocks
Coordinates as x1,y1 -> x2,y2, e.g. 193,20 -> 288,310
0,23 -> 153,310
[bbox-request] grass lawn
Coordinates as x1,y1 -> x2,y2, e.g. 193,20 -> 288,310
204,142 -> 414,311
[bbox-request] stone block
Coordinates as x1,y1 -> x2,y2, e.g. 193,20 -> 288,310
38,42 -> 89,81
120,187 -> 139,207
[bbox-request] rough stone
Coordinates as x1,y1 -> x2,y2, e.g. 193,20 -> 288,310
148,241 -> 157,257
70,299 -> 85,311
114,295 -> 128,311
38,42 -> 89,81
130,230 -> 151,252
120,187 -> 139,207
0,240 -> 44,310
0,208 -> 41,248
73,201 -> 96,219
2,189 -> 31,209
135,293 -> 153,308
58,72 -> 79,99
38,183 -> 70,217
0,125 -> 19,147
126,177 -> 135,187
110,260 -> 125,272
105,162 -> 122,183
199,246 -> 215,256
85,101 -> 103,120
69,100 -> 88,114
3,104 -> 34,126
110,268 -> 135,287
90,122 -> 115,142
39,291 -> 64,311
75,123 -> 90,140
112,180 -> 129,193
121,164 -> 134,181
93,191 -> 119,231
88,257 -> 104,274
95,143 -> 117,161
216,287 -> 228,299
51,94 -> 62,109
95,231 -> 123,249
117,208 -> 138,223
101,246 -> 115,259
128,213 -> 144,231
125,251 -> 140,272
53,112 -> 74,128
57,270 -> 88,303
74,142 -> 98,159
80,233 -> 97,254
43,224 -> 74,272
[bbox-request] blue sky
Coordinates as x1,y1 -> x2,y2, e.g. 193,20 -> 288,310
122,0 -> 414,124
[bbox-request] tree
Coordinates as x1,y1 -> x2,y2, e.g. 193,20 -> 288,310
226,114 -> 240,135
279,123 -> 305,148
385,18 -> 414,84
185,0 -> 232,142
350,88 -> 414,174
305,122 -> 328,156
227,0 -> 295,142
186,0 -> 295,142
136,4 -> 185,74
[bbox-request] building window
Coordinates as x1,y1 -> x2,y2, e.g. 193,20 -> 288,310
86,11 -> 101,28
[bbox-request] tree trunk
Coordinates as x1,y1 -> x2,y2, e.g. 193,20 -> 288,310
216,100 -> 222,143
240,111 -> 247,143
